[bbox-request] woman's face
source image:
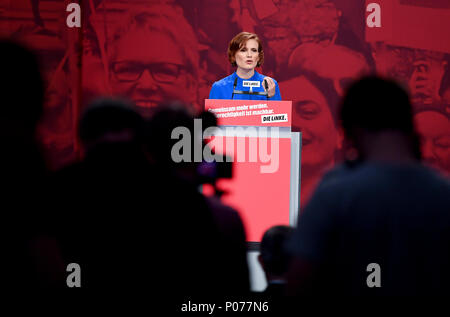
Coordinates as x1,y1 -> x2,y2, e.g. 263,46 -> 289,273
280,75 -> 340,168
234,39 -> 260,72
414,111 -> 450,175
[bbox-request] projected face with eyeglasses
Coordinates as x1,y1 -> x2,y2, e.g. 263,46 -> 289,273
109,29 -> 196,110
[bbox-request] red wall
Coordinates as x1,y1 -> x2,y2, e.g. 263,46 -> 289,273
1,0 -> 449,209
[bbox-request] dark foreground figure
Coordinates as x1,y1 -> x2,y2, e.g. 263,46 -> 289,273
287,76 -> 450,296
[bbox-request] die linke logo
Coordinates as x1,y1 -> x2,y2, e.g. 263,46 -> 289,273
243,81 -> 261,88
261,114 -> 288,123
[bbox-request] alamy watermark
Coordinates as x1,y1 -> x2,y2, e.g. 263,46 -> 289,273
66,263 -> 81,288
171,119 -> 280,173
366,263 -> 381,288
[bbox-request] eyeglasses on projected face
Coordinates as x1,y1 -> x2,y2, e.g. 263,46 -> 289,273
110,61 -> 188,83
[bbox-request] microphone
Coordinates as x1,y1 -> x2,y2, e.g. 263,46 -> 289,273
232,78 -> 268,98
231,77 -> 237,99
264,79 -> 269,100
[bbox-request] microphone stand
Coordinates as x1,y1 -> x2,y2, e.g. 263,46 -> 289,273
231,77 -> 237,99
232,78 -> 270,99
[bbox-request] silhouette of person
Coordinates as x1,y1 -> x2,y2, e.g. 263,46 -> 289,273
287,76 -> 450,296
12,24 -> 76,170
145,102 -> 250,295
51,97 -> 152,289
53,99 -> 249,300
258,225 -> 294,296
0,40 -> 65,289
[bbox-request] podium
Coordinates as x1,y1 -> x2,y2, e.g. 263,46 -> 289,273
204,99 -> 301,243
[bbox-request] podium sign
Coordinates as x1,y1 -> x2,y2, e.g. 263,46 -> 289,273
205,99 -> 301,243
205,99 -> 292,128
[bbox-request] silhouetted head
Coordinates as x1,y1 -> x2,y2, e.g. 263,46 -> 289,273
78,98 -> 145,157
259,225 -> 294,279
0,40 -> 44,140
145,101 -> 194,164
145,101 -> 220,183
339,76 -> 420,161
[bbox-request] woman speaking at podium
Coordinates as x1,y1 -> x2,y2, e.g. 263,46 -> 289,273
209,32 -> 281,100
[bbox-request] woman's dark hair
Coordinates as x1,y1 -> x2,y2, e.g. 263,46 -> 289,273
340,76 -> 414,135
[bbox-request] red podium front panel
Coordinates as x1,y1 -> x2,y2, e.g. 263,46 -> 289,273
205,99 -> 301,243
207,135 -> 292,242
